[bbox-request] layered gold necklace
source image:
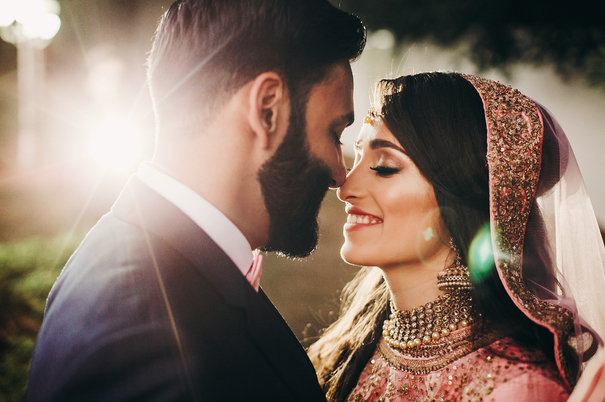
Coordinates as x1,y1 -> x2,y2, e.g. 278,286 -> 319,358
382,289 -> 480,351
380,289 -> 500,374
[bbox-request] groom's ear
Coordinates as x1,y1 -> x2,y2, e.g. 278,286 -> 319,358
248,72 -> 290,150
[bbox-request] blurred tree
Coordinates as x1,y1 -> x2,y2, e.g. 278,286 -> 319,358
335,0 -> 605,88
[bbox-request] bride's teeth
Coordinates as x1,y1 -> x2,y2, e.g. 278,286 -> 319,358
347,214 -> 381,224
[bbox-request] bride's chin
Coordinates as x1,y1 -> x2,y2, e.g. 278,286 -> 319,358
340,242 -> 368,266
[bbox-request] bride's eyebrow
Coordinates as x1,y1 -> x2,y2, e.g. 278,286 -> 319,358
370,139 -> 407,155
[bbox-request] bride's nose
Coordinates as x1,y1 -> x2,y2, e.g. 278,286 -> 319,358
337,166 -> 359,202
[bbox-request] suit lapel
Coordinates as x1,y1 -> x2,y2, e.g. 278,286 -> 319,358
244,289 -> 325,400
111,177 -> 324,400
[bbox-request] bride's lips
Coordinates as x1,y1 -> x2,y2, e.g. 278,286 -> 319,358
344,206 -> 383,231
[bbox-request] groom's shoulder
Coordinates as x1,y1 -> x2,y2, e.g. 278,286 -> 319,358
42,212 -> 164,330
57,212 -> 154,289
47,205 -> 198,316
42,199 -> 198,335
27,212 -> 199,399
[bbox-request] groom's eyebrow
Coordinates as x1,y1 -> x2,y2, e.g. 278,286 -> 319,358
370,139 -> 407,154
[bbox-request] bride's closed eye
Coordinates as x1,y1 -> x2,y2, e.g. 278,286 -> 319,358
370,165 -> 400,176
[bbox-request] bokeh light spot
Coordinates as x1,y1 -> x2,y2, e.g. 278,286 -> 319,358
368,29 -> 395,50
22,13 -> 61,41
469,223 -> 494,283
0,0 -> 61,42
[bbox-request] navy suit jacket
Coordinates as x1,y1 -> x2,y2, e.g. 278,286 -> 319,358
26,177 -> 327,401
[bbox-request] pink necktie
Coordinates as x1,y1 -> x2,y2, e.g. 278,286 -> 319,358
245,249 -> 263,292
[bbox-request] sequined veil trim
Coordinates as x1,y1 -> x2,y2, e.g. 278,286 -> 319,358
460,74 -> 576,387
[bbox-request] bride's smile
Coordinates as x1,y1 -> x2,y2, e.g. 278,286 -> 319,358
345,206 -> 383,227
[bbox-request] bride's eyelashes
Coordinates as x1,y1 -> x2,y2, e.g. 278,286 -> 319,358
370,165 -> 400,176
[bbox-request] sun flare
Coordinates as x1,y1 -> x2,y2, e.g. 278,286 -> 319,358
89,117 -> 143,170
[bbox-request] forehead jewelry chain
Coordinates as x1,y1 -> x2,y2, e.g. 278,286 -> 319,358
382,289 -> 479,351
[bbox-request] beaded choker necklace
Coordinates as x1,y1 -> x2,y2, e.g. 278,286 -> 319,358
382,289 -> 480,351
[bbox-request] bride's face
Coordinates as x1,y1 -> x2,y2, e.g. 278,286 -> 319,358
338,120 -> 449,270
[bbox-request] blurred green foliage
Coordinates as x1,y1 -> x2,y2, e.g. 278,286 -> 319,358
0,235 -> 81,401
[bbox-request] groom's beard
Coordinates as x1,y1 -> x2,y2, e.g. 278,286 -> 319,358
258,106 -> 332,258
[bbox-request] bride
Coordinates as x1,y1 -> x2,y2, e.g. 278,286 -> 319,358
308,72 -> 605,401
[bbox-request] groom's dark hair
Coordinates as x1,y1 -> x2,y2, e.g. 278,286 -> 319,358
147,0 -> 365,131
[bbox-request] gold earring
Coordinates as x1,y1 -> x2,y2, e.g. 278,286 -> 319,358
437,239 -> 472,291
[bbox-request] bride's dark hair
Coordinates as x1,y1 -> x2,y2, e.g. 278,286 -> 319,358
308,72 -> 559,401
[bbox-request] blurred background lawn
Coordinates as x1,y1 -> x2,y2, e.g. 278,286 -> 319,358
0,236 -> 80,400
1,0 -> 604,400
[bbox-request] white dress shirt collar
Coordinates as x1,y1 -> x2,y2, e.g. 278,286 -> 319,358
137,162 -> 253,276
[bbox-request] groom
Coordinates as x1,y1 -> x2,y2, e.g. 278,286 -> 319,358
26,1 -> 365,401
